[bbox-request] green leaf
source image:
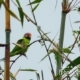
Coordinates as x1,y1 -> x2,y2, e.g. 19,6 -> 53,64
78,7 -> 80,12
78,43 -> 80,47
0,2 -> 2,8
39,52 -> 51,62
56,56 -> 80,78
35,72 -> 40,80
19,69 -> 37,72
1,0 -> 19,20
18,7 -> 24,26
32,3 -> 39,12
28,0 -> 42,5
40,48 -> 59,62
75,65 -> 80,79
74,21 -> 80,23
16,0 -> 21,7
41,70 -> 44,80
73,30 -> 80,34
63,48 -> 73,54
10,72 -> 16,80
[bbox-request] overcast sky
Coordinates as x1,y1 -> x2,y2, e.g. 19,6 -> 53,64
0,0 -> 80,80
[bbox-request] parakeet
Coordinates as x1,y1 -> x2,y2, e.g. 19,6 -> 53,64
0,32 -> 31,61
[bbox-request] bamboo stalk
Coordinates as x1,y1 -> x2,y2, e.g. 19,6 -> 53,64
56,13 -> 66,76
56,0 -> 69,79
4,0 -> 10,80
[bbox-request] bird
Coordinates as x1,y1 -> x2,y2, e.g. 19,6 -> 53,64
0,32 -> 32,61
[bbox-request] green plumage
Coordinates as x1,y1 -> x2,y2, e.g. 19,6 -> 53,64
10,36 -> 30,57
0,33 -> 31,61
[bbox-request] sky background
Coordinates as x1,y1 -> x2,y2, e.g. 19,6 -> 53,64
0,0 -> 80,80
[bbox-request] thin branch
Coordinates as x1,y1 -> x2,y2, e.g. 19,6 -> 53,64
71,34 -> 79,50
0,44 -> 7,47
63,19 -> 79,64
28,39 -> 42,47
62,68 -> 77,80
71,0 -> 79,9
43,41 -> 56,79
10,55 -> 21,69
28,0 -> 37,25
69,0 -> 75,7
69,15 -> 73,31
11,0 -> 18,7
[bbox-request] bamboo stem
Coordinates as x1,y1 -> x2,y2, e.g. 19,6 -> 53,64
4,0 -> 10,80
56,9 -> 67,80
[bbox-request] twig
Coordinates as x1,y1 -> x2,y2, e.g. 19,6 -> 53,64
62,67 -> 77,80
11,0 -> 18,7
0,44 -> 7,47
71,34 -> 79,50
28,0 -> 37,25
43,41 -> 56,79
28,39 -> 42,47
10,55 -> 21,69
71,0 -> 79,9
69,0 -> 75,7
63,16 -> 79,64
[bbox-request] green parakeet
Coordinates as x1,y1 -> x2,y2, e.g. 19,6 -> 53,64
0,32 -> 31,61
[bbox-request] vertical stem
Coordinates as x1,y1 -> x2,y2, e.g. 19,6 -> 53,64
56,0 -> 69,79
56,13 -> 67,80
4,31 -> 10,80
4,0 -> 10,80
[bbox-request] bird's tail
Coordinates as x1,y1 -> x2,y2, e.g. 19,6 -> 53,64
23,54 -> 28,59
0,58 -> 5,62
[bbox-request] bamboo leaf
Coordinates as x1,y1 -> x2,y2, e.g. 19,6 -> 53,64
1,0 -> 19,20
0,2 -> 2,8
10,72 -> 16,80
16,0 -> 21,7
41,70 -> 44,80
56,56 -> 80,78
32,3 -> 39,12
35,72 -> 40,80
74,21 -> 80,23
75,65 -> 80,79
62,56 -> 80,72
63,48 -> 73,54
18,7 -> 24,26
28,0 -> 42,5
39,52 -> 51,62
19,69 -> 37,72
14,67 -> 21,77
40,48 -> 60,62
78,7 -> 80,12
73,30 -> 80,34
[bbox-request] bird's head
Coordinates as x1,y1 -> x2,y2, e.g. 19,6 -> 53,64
24,33 -> 32,40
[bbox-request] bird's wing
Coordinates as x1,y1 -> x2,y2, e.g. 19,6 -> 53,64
10,39 -> 24,57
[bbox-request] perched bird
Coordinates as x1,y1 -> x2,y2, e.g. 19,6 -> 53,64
0,32 -> 31,61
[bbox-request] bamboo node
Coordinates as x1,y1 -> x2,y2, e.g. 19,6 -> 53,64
62,0 -> 71,13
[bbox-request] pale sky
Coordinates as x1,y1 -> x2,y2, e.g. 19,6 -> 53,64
0,0 -> 80,80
